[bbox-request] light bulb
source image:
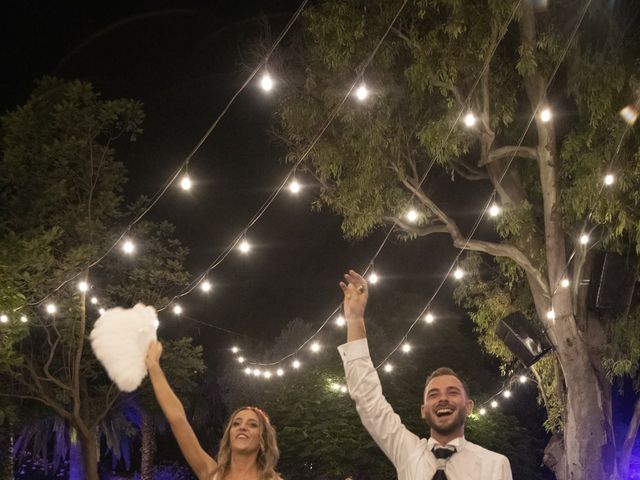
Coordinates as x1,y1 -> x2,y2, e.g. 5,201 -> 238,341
231,346 -> 239,354
252,368 -> 261,377
99,308 -> 106,315
540,108 -> 552,123
239,239 -> 251,253
260,73 -> 273,92
263,371 -> 272,379
90,297 -> 98,305
560,278 -> 570,288
335,315 -> 346,327
579,234 -> 589,245
122,240 -> 135,254
173,304 -> 183,315
491,400 -> 498,408
244,367 -> 252,375
503,390 -> 512,398
453,268 -> 464,280
620,105 -> 639,125
310,342 -> 320,353
340,386 -> 348,393
464,112 -> 476,127
292,360 -> 301,369
0,314 -> 7,323
20,315 -> 28,323
424,313 -> 435,324
401,343 -> 411,353
153,319 -> 160,329
331,383 -> 341,391
289,179 -> 301,194
519,375 -> 528,384
488,203 -> 501,217
180,175 -> 192,191
276,368 -> 284,376
406,209 -> 418,223
237,356 -> 245,363
546,309 -> 555,320
78,281 -> 89,292
604,174 -> 615,186
383,364 -> 393,373
200,280 -> 212,292
355,83 -> 369,101
479,408 -> 487,415
368,272 -> 379,284
46,303 -> 57,315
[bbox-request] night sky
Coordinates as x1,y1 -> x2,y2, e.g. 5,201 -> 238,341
2,1 -> 496,370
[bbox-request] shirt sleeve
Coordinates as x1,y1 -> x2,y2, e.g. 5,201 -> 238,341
498,455 -> 513,480
338,338 -> 421,469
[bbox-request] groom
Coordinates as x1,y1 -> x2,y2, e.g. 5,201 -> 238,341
337,270 -> 512,480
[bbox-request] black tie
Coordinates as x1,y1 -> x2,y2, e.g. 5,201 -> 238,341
431,446 -> 456,480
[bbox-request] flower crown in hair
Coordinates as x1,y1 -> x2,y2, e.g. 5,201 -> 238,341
242,406 -> 271,425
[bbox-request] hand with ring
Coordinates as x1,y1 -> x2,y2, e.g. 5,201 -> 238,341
339,270 -> 368,321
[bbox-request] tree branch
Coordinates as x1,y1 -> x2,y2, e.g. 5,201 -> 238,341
400,177 -> 549,296
480,145 -> 538,166
382,216 -> 449,236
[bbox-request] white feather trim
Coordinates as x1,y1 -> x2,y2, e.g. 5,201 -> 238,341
90,303 -> 158,392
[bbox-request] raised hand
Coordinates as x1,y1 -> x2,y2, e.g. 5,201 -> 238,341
339,270 -> 369,321
145,340 -> 163,369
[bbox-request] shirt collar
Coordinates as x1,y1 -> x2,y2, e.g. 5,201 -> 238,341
427,435 -> 466,452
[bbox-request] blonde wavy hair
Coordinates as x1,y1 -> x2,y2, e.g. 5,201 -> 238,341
215,406 -> 280,479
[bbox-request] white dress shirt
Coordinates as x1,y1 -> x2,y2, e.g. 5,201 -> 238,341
338,338 -> 513,480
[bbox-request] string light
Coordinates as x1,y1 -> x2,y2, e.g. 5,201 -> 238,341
463,112 -> 476,127
238,238 -> 251,254
121,240 -> 135,255
46,303 -> 57,315
335,315 -> 346,327
263,370 -> 273,379
90,297 -> 98,305
20,315 -> 28,323
355,83 -> 369,101
231,346 -> 239,354
310,341 -> 321,353
488,203 -> 501,217
490,400 -> 498,408
560,278 -> 570,288
244,367 -> 252,375
237,356 -> 245,363
331,382 -> 341,391
173,304 -> 183,315
620,104 -> 639,125
519,375 -> 528,384
368,271 -> 379,284
579,234 -> 590,245
252,368 -> 262,377
0,315 -> 7,323
98,308 -> 106,315
180,174 -> 192,191
453,267 -> 465,280
424,312 -> 435,324
288,179 -> 301,194
200,280 -> 212,292
260,72 -> 274,92
546,309 -> 556,320
540,108 -> 552,123
292,359 -> 301,369
276,368 -> 284,376
78,281 -> 89,292
383,364 -> 393,373
479,408 -> 487,415
604,174 -> 615,186
340,385 -> 348,393
154,319 -> 160,329
401,343 -> 411,353
406,208 -> 418,223
503,390 -> 512,398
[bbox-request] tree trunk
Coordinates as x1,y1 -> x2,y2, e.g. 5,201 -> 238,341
619,398 -> 640,479
140,412 -> 156,480
76,426 -> 100,480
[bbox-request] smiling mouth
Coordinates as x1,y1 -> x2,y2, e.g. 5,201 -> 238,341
236,434 -> 249,439
435,407 -> 454,417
